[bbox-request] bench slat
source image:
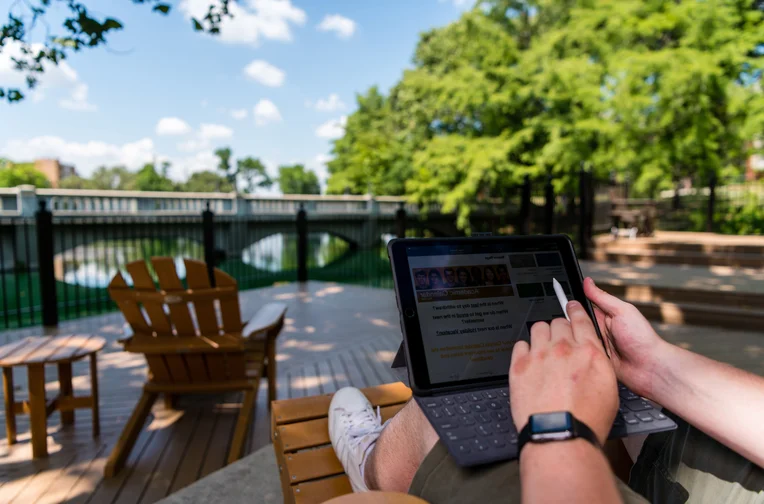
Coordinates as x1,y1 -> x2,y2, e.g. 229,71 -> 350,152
278,403 -> 406,452
293,475 -> 352,504
272,382 -> 412,426
285,445 -> 344,484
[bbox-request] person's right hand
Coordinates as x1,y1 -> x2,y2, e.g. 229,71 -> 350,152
583,277 -> 671,399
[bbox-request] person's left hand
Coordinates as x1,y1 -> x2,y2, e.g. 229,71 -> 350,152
509,301 -> 619,445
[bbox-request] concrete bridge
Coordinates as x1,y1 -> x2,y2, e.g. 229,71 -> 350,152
0,187 -> 516,271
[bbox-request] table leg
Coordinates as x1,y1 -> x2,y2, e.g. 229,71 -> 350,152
58,362 -> 74,425
89,354 -> 100,438
3,367 -> 16,444
27,364 -> 48,458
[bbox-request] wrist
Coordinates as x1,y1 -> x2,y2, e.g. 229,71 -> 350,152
646,341 -> 684,404
520,437 -> 601,467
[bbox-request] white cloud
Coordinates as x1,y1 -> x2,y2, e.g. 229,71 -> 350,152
199,123 -> 234,139
315,116 -> 347,139
179,0 -> 306,47
317,14 -> 356,39
309,153 -> 333,188
0,41 -> 96,111
307,93 -> 346,112
243,60 -> 285,87
231,108 -> 249,120
201,100 -> 209,108
253,99 -> 283,126
0,136 -> 155,177
155,117 -> 192,136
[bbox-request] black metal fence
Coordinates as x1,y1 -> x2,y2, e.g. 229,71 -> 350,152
0,170 -> 604,330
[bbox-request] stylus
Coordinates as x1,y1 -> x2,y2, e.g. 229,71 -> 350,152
553,278 -> 571,321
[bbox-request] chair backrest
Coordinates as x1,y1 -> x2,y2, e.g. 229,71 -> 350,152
108,257 -> 249,384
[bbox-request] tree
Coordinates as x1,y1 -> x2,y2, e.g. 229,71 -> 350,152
89,166 -> 136,190
278,164 -> 321,194
133,163 -> 175,192
238,157 -> 272,194
58,175 -> 94,189
0,164 -> 50,188
1,0 -> 232,103
215,147 -> 235,184
327,0 -> 764,228
182,171 -> 234,192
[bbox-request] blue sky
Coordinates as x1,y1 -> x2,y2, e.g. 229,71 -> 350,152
0,0 -> 469,191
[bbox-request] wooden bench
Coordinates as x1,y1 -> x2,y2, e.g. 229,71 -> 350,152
271,382 -> 412,504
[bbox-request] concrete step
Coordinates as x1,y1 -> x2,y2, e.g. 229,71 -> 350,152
595,239 -> 764,256
629,300 -> 764,332
591,248 -> 764,269
596,282 -> 764,311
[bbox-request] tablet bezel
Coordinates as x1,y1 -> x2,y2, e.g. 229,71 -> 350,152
388,235 -> 605,396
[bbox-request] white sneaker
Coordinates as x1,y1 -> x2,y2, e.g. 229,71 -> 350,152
328,387 -> 386,492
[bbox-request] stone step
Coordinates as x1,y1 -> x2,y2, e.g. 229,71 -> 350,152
628,300 -> 764,332
591,248 -> 764,269
596,282 -> 764,311
595,239 -> 764,256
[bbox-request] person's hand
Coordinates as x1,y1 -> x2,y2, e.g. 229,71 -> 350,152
583,277 -> 670,398
509,301 -> 618,444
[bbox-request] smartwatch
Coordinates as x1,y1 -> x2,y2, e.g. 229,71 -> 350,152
517,411 -> 601,454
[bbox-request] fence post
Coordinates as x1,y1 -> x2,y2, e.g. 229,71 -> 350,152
586,170 -> 596,243
35,200 -> 58,327
202,202 -> 216,286
519,175 -> 531,235
578,168 -> 589,260
706,172 -> 717,233
296,204 -> 308,283
544,175 -> 554,234
395,203 -> 407,238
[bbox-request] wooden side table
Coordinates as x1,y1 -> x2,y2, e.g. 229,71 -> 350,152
0,334 -> 105,458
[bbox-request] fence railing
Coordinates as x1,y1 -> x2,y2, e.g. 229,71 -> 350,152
0,171 -> 604,330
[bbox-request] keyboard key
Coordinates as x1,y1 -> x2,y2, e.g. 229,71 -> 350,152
460,415 -> 476,426
509,433 -> 518,444
489,437 -> 506,448
618,405 -> 628,414
487,401 -> 503,410
491,411 -> 508,421
494,422 -> 511,433
424,400 -> 440,408
456,442 -> 471,454
477,443 -> 489,451
650,410 -> 667,420
456,405 -> 470,415
477,413 -> 492,424
455,394 -> 467,403
483,391 -> 496,399
498,389 -> 508,397
444,407 -> 455,417
476,424 -> 493,436
623,413 -> 638,425
444,428 -> 476,441
443,397 -> 455,406
473,403 -> 487,413
468,392 -> 482,402
620,391 -> 639,401
439,422 -> 458,430
636,412 -> 653,422
429,409 -> 442,419
626,400 -> 652,412
613,414 -> 625,426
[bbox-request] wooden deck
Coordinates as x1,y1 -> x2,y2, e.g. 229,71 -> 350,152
0,282 -> 404,504
1,280 -> 763,503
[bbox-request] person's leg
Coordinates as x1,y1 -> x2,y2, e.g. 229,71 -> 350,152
364,399 -> 440,492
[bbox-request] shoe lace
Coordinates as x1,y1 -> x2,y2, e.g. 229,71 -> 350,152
343,405 -> 385,449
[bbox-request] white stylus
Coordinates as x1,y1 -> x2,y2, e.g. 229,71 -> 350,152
553,278 -> 571,321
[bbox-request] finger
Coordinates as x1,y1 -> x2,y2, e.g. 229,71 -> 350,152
592,305 -> 608,333
583,277 -> 629,316
529,321 -> 551,349
567,300 -> 602,350
509,340 -> 530,378
549,317 -> 573,343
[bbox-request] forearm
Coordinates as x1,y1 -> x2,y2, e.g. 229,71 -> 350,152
520,440 -> 623,504
651,343 -> 764,467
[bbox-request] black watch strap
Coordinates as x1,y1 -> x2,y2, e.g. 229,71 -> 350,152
518,412 -> 602,454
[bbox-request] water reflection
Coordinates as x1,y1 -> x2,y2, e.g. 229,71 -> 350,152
242,233 -> 350,271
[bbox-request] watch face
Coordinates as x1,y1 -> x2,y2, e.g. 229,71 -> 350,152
530,411 -> 573,434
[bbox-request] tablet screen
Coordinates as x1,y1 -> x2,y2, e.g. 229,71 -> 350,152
405,241 -> 573,385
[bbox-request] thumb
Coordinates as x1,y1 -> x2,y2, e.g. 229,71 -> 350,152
584,277 -> 628,316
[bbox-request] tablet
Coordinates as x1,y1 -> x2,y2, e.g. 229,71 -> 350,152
387,235 -> 602,395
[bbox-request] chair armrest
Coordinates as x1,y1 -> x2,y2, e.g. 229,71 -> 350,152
117,323 -> 134,345
242,302 -> 288,340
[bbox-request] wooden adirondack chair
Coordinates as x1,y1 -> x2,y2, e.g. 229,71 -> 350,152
104,257 -> 287,477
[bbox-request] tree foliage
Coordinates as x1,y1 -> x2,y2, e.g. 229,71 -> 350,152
214,147 -> 272,194
1,0 -> 231,102
0,163 -> 50,188
182,171 -> 234,192
133,163 -> 175,192
279,164 -> 321,194
328,0 -> 764,228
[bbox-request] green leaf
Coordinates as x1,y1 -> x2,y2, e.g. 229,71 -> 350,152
192,18 -> 204,31
153,4 -> 171,15
103,18 -> 123,31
